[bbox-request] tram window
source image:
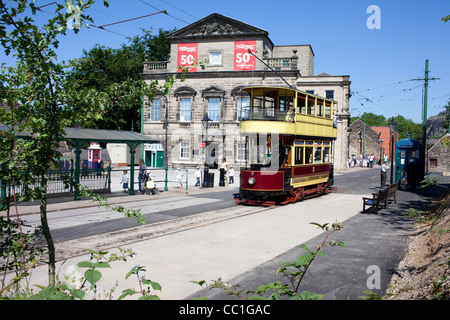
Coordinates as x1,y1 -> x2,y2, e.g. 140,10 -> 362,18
317,99 -> 324,117
305,147 -> 313,164
314,147 -> 322,163
297,95 -> 306,114
323,147 -> 330,162
252,96 -> 264,116
307,97 -> 315,115
325,101 -> 332,118
295,147 -> 304,165
265,96 -> 275,117
279,96 -> 293,112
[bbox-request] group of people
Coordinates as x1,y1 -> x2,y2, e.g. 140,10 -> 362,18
122,159 -> 237,192
194,158 -> 235,187
120,160 -> 157,193
347,154 -> 383,168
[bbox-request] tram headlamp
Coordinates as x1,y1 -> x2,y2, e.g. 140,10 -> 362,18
248,177 -> 256,186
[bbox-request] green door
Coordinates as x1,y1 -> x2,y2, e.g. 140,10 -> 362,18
145,151 -> 152,167
156,150 -> 164,168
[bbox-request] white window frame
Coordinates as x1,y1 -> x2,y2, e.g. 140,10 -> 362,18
208,51 -> 222,66
208,97 -> 221,122
150,98 -> 161,122
180,141 -> 190,160
237,97 -> 250,121
180,98 -> 191,122
236,141 -> 247,162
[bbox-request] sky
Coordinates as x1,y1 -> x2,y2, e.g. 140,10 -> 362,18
2,0 -> 450,124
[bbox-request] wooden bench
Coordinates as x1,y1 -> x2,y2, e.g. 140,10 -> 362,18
385,183 -> 397,208
362,187 -> 388,214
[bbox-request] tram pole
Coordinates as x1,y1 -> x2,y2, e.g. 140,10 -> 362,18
411,60 -> 439,180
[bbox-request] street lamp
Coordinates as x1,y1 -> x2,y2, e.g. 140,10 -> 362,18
202,114 -> 212,187
389,118 -> 396,184
357,131 -> 362,156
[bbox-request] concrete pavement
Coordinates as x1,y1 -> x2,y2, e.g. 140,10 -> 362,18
3,167 -> 449,301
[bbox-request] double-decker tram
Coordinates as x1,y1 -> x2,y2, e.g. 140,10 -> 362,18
234,86 -> 337,206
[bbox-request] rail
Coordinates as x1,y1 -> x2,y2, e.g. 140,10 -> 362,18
1,167 -> 111,201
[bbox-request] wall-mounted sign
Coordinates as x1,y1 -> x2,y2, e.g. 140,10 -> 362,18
177,43 -> 198,72
234,40 -> 256,71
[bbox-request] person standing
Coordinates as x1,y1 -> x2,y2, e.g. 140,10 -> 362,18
219,158 -> 228,187
228,166 -> 235,184
138,159 -> 147,193
176,168 -> 184,188
407,160 -> 418,190
121,170 -> 129,192
195,166 -> 201,187
380,161 -> 389,188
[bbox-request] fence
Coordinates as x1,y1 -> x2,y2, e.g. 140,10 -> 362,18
1,167 -> 111,200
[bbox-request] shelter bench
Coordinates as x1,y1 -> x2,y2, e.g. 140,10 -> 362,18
362,187 -> 388,215
385,183 -> 398,208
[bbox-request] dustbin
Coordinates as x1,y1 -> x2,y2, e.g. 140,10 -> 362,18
202,170 -> 214,188
206,172 -> 214,188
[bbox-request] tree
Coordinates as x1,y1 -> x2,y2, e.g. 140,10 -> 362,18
351,112 -> 388,127
351,112 -> 422,140
440,99 -> 450,133
0,0 -> 176,287
442,15 -> 450,23
66,28 -> 174,132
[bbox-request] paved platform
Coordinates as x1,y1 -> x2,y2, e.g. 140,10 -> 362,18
3,168 -> 449,303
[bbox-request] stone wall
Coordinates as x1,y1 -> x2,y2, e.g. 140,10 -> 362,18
348,119 -> 384,162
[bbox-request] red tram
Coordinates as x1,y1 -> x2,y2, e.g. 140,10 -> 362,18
234,86 -> 337,206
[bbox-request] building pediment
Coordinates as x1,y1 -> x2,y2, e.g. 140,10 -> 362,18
167,13 -> 270,41
202,86 -> 225,98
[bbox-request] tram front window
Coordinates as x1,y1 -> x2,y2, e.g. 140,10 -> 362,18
247,134 -> 287,170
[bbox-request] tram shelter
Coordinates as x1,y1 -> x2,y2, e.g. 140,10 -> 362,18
2,126 -> 160,199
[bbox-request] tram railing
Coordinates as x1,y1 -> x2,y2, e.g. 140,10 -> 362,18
240,109 -> 295,122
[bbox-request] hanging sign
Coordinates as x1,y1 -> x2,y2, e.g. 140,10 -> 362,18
177,43 -> 198,72
234,40 -> 256,71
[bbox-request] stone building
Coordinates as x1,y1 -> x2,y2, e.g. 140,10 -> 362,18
348,119 -> 384,163
428,133 -> 450,174
141,13 -> 351,170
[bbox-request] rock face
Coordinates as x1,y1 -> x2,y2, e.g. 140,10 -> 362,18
427,111 -> 448,139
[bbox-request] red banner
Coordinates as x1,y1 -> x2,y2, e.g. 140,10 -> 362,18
234,40 -> 256,71
177,43 -> 198,72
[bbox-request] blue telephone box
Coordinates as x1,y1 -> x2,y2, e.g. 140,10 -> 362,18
395,135 -> 421,188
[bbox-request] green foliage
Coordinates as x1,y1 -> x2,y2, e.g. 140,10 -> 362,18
22,248 -> 162,300
442,15 -> 450,23
351,112 -> 422,140
420,176 -> 443,189
402,208 -> 436,224
359,290 -> 384,300
439,99 -> 450,133
66,28 -> 174,132
193,222 -> 345,300
0,0 -> 178,287
78,186 -> 145,224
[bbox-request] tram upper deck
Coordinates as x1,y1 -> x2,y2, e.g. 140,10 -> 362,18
239,86 -> 337,139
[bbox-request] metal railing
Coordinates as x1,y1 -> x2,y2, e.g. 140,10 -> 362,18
1,167 -> 111,200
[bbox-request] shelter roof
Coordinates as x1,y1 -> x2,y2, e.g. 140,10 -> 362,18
0,125 -> 160,145
63,127 -> 159,144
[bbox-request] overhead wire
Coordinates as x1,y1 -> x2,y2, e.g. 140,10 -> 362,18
33,2 -> 172,38
138,0 -> 192,25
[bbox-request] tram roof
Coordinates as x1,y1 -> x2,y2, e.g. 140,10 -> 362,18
240,85 -> 337,102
